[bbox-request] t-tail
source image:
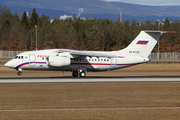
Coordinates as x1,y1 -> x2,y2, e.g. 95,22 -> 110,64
119,30 -> 175,58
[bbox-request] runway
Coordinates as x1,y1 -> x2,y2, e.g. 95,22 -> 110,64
0,107 -> 180,112
0,75 -> 180,84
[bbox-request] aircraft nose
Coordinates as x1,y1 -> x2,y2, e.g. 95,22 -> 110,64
4,61 -> 12,68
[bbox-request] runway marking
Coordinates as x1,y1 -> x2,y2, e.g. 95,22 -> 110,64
0,78 -> 180,84
1,107 -> 180,112
0,76 -> 180,84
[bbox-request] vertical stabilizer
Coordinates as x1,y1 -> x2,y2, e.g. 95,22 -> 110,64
119,31 -> 174,58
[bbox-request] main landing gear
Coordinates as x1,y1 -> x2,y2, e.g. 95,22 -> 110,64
72,71 -> 78,77
80,71 -> 86,77
72,71 -> 86,77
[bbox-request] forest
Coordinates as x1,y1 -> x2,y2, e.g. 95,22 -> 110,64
0,4 -> 179,52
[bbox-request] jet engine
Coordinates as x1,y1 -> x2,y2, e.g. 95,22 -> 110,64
47,56 -> 71,67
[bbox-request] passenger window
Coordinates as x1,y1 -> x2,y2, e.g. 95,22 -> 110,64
21,56 -> 23,59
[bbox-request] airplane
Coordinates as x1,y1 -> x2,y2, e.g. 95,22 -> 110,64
4,30 -> 175,77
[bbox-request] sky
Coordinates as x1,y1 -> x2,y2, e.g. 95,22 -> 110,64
102,0 -> 180,6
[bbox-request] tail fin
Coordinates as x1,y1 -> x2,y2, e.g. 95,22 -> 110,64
119,30 -> 175,58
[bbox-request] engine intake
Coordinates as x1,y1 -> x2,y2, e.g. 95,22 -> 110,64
48,56 -> 70,67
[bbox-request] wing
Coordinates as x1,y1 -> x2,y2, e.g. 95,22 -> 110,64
58,49 -> 116,58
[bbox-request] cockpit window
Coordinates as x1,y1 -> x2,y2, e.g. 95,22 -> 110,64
14,56 -> 24,59
14,56 -> 18,59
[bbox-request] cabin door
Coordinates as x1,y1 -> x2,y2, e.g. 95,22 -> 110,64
111,57 -> 117,66
29,54 -> 36,66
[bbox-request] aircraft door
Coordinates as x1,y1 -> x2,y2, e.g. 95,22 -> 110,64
111,57 -> 117,66
29,54 -> 36,66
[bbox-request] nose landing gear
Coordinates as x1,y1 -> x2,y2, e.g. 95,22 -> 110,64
17,71 -> 22,76
17,68 -> 22,76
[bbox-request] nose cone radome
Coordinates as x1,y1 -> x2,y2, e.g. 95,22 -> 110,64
4,61 -> 13,68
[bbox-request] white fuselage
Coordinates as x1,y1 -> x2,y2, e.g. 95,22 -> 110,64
5,49 -> 149,72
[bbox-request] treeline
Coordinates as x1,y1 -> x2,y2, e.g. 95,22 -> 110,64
0,5 -> 180,52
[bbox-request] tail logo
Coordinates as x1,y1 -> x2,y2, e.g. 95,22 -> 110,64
136,40 -> 149,45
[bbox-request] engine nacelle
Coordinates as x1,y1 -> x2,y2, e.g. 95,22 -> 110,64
48,56 -> 71,67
